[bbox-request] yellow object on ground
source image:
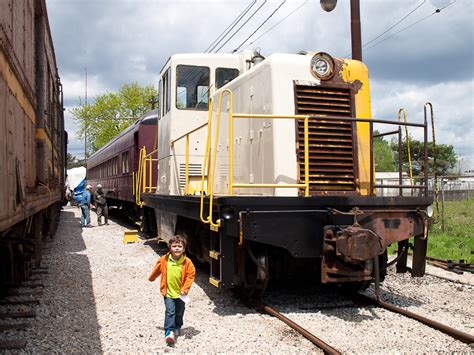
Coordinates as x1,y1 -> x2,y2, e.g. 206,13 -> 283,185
123,230 -> 139,244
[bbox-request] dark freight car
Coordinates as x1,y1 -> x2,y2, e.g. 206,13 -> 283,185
0,0 -> 65,291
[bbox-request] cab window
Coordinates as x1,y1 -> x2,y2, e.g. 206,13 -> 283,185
176,65 -> 210,110
216,68 -> 239,89
161,68 -> 171,117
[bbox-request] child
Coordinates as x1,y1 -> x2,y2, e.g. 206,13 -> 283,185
148,235 -> 196,344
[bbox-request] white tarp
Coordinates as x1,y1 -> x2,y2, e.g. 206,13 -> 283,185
65,167 -> 86,190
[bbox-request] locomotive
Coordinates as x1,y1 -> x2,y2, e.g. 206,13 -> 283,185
139,50 -> 434,294
90,50 -> 434,295
0,0 -> 66,291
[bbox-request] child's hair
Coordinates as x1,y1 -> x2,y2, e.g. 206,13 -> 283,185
168,235 -> 187,249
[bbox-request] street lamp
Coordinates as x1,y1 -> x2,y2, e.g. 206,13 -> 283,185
320,0 -> 337,12
320,0 -> 362,61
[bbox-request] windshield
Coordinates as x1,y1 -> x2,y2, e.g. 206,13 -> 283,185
176,65 -> 210,110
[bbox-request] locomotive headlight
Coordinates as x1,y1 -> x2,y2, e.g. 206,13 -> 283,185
310,52 -> 335,80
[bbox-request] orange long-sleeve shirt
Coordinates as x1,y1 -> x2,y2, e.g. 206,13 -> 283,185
148,253 -> 196,296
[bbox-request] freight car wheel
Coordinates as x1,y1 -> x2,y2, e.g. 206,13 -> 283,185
239,245 -> 269,298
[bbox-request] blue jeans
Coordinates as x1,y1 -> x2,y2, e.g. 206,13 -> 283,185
81,205 -> 90,226
164,297 -> 185,332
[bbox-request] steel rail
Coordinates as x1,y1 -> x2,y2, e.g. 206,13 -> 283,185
355,293 -> 474,344
250,299 -> 342,355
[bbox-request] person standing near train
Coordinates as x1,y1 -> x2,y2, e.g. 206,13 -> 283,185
80,185 -> 92,228
94,184 -> 108,225
148,235 -> 196,344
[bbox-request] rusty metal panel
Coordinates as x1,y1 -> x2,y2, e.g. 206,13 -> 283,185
0,0 -> 14,44
24,1 -> 35,92
25,115 -> 35,188
6,87 -> 16,213
12,1 -> 26,72
11,93 -> 26,209
0,79 -> 7,219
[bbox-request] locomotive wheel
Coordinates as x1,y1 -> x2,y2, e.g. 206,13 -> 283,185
239,245 -> 269,298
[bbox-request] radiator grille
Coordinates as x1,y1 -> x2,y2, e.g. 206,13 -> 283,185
295,85 -> 356,192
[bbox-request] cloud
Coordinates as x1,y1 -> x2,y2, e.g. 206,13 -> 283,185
46,0 -> 474,168
372,79 -> 474,166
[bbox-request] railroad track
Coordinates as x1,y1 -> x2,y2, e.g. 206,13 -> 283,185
244,289 -> 474,354
426,257 -> 473,274
0,248 -> 51,350
352,293 -> 474,344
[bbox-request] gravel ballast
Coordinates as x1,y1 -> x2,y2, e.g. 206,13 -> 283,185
0,205 -> 472,353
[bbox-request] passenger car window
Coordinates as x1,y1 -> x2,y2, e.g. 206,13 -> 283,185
216,68 -> 239,89
176,65 -> 210,110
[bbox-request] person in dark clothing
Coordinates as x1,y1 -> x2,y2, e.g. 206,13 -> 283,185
94,184 -> 108,226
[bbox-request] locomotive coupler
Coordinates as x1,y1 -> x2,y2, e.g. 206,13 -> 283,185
336,224 -> 384,262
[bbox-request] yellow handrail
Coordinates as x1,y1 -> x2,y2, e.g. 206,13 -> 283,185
200,89 -> 311,230
135,146 -> 146,206
207,90 -> 229,230
199,98 -> 214,224
170,121 -> 209,196
398,108 -> 413,185
169,88 -> 312,231
133,146 -> 158,206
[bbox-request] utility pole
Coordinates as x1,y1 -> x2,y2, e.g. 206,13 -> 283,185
320,0 -> 362,61
350,0 -> 362,61
84,67 -> 88,165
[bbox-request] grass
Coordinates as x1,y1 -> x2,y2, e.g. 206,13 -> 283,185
386,198 -> 474,263
428,198 -> 474,263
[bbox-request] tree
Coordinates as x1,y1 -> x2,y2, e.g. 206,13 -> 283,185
66,153 -> 85,168
390,137 -> 457,176
373,131 -> 395,172
71,82 -> 158,154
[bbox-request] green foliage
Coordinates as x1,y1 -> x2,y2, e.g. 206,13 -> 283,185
390,137 -> 457,176
71,82 -> 158,154
428,198 -> 474,263
373,131 -> 395,172
388,198 -> 474,263
66,153 -> 85,168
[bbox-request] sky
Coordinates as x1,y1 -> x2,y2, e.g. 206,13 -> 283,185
46,0 -> 474,171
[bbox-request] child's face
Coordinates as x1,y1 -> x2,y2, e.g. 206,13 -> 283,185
169,241 -> 184,259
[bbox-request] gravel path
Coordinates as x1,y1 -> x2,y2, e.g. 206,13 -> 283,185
0,205 -> 472,353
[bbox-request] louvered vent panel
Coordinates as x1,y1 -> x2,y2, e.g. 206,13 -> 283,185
179,164 -> 203,188
295,85 -> 356,192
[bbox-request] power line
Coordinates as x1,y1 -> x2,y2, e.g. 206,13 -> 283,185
364,0 -> 457,52
205,1 -> 257,53
241,0 -> 308,51
362,0 -> 427,50
214,0 -> 268,53
232,0 -> 287,53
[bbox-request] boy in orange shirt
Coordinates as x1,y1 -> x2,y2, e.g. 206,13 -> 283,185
148,235 -> 196,344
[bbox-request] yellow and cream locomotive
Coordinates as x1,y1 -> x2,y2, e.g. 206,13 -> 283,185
136,49 -> 433,294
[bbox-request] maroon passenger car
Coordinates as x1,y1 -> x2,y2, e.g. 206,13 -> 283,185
87,110 -> 157,224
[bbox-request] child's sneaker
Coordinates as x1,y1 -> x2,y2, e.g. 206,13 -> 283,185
174,328 -> 181,337
165,329 -> 175,344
